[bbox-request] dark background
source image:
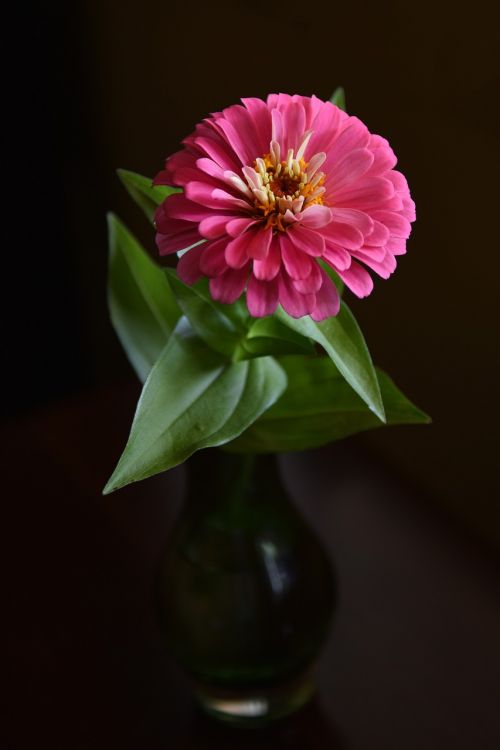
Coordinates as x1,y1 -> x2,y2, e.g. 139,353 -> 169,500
4,2 -> 500,748
8,0 -> 499,543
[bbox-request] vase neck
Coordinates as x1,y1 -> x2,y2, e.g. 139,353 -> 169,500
185,450 -> 287,517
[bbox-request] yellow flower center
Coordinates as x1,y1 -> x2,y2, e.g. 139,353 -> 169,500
242,132 -> 327,231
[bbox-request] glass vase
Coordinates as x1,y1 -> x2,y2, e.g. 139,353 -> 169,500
155,449 -> 336,726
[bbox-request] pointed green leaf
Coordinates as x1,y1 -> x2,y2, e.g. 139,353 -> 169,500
117,169 -> 181,223
276,302 -> 385,421
165,270 -> 247,357
227,356 -> 430,453
108,214 -> 180,381
167,271 -> 250,331
103,321 -> 287,493
329,86 -> 346,111
240,317 -> 316,358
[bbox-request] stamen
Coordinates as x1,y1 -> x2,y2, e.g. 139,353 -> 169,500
247,137 -> 327,229
306,152 -> 326,180
270,140 -> 281,167
254,188 -> 269,205
256,158 -> 267,177
296,129 -> 313,161
305,186 -> 326,203
224,171 -> 253,199
243,165 -> 263,190
310,171 -> 325,189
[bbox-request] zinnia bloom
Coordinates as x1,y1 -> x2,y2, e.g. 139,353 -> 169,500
154,94 -> 415,321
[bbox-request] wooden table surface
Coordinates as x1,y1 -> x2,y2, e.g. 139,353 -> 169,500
4,382 -> 500,749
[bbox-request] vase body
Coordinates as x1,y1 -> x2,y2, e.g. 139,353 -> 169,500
156,450 -> 336,725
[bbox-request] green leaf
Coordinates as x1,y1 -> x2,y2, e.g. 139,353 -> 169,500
276,302 -> 385,422
165,270 -> 247,357
227,356 -> 430,453
168,272 -> 250,331
117,169 -> 181,223
103,320 -> 287,493
239,317 -> 316,359
329,86 -> 346,111
108,213 -> 181,381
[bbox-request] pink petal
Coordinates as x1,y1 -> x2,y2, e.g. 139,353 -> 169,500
353,243 -> 387,262
194,136 -> 240,172
157,150 -> 196,184
226,217 -> 260,238
380,194 -> 404,211
271,108 -> 283,148
310,270 -> 341,321
152,169 -> 173,186
209,264 -> 250,304
307,100 -> 343,158
369,134 -> 390,150
300,205 -> 332,228
220,103 -> 263,164
211,188 -> 252,211
332,177 -> 395,209
322,221 -> 364,250
199,238 -> 230,277
185,181 -> 250,211
304,94 -> 331,127
292,261 -> 323,293
246,227 -> 273,260
328,148 -> 374,191
278,271 -> 316,318
386,170 -> 408,193
173,166 -> 218,187
215,116 -> 255,167
282,100 -> 306,153
241,97 -> 272,156
352,249 -> 397,279
154,207 -> 194,235
365,219 -> 390,246
268,93 -> 292,110
366,144 -> 397,174
225,232 -> 253,269
253,236 -> 281,280
401,196 -> 416,222
280,234 -> 313,279
176,244 -> 205,284
337,261 -> 374,298
330,207 -> 374,236
323,242 -> 352,272
371,210 -> 412,239
199,215 -> 232,239
324,117 -> 370,168
163,194 -> 213,222
386,237 -> 407,256
195,157 -> 226,181
287,225 -> 326,256
156,229 -> 201,256
246,275 -> 279,317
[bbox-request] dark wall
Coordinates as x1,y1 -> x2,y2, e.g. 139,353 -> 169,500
8,1 -> 500,542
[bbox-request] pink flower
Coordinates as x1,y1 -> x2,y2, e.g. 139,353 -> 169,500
154,94 -> 415,321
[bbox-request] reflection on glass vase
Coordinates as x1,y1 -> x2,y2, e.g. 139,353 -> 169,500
156,449 -> 336,727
